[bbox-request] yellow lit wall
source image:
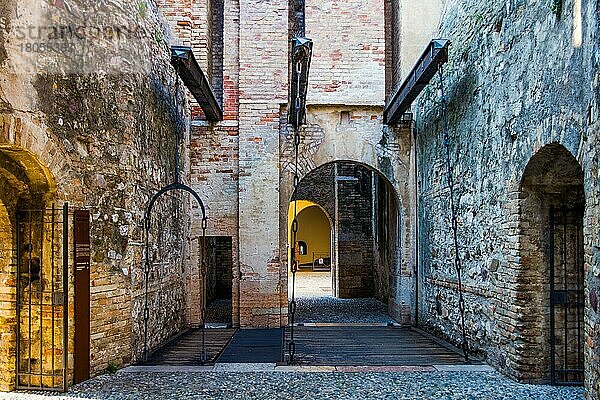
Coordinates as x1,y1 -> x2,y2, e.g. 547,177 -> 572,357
288,201 -> 331,269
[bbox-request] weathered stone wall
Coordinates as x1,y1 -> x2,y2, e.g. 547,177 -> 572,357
0,0 -> 191,388
414,0 -> 599,397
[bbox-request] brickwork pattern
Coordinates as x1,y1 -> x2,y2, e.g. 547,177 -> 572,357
235,0 -> 289,328
305,0 -> 386,105
336,163 -> 375,298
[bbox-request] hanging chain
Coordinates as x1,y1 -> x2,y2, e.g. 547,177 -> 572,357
439,65 -> 469,362
142,67 -> 186,363
174,66 -> 181,184
143,217 -> 151,362
288,58 -> 303,365
200,216 -> 208,364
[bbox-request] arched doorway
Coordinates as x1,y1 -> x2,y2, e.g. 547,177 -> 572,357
288,201 -> 333,297
518,143 -> 585,385
0,145 -> 69,391
287,161 -> 401,324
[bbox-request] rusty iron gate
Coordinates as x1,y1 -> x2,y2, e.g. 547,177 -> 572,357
549,206 -> 584,386
16,204 -> 69,391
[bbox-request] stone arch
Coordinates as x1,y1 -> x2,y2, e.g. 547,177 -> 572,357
513,143 -> 585,384
0,114 -> 71,200
282,159 -> 406,321
0,144 -> 57,390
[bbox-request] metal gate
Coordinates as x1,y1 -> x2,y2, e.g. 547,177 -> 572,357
549,205 -> 584,386
16,204 -> 68,391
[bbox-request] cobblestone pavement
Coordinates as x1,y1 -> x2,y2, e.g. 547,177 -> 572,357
0,370 -> 584,399
295,296 -> 396,324
290,272 -> 397,324
291,271 -> 333,297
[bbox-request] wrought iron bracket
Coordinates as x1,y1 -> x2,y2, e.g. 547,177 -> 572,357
145,182 -> 207,224
288,37 -> 313,128
171,45 -> 223,122
142,182 -> 208,363
384,39 -> 450,125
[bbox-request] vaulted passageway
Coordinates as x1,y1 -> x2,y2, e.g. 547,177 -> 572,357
287,161 -> 401,324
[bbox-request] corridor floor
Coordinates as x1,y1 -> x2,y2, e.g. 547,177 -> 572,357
2,370 -> 584,399
291,271 -> 396,324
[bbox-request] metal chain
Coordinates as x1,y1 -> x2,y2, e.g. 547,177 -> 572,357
143,217 -> 151,362
288,59 -> 303,364
142,69 -> 186,363
174,66 -> 181,184
200,217 -> 208,364
439,65 -> 469,362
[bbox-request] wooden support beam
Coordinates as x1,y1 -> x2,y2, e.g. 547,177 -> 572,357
384,39 -> 450,125
171,45 -> 223,122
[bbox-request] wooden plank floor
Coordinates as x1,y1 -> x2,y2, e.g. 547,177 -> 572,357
288,326 -> 472,366
144,328 -> 236,365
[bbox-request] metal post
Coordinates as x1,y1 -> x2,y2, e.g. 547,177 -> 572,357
62,203 -> 69,392
562,206 -> 568,380
51,204 -> 56,389
39,208 -> 44,387
549,206 -> 556,385
15,210 -> 21,388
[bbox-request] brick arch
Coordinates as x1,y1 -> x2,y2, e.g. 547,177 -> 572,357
293,159 -> 403,208
508,143 -> 585,384
0,142 -> 57,391
0,114 -> 70,200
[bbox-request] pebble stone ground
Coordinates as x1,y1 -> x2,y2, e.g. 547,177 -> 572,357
0,370 -> 584,400
0,273 -> 584,399
292,272 -> 396,324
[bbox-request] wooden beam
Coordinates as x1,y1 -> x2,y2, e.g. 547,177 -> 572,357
384,39 -> 450,125
171,45 -> 223,122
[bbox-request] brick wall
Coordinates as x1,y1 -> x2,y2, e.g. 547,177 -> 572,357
237,0 -> 289,327
184,0 -> 240,326
336,163 -> 374,298
373,174 -> 399,307
305,0 -> 385,106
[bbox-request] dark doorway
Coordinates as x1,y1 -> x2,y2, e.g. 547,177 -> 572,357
519,143 -> 586,385
205,236 -> 233,325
